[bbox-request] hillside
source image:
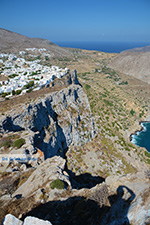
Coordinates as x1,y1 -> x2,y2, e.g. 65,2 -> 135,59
123,45 -> 150,52
0,28 -> 71,57
108,49 -> 150,84
0,30 -> 150,225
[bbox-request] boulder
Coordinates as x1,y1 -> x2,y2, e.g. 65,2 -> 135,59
2,214 -> 23,225
1,214 -> 53,225
23,216 -> 52,225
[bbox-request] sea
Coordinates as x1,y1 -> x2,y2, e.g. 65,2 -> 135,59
131,122 -> 150,152
55,41 -> 150,53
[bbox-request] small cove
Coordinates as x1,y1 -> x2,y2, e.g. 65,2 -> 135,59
131,122 -> 150,152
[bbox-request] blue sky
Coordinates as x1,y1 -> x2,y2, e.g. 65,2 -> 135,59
0,0 -> 150,42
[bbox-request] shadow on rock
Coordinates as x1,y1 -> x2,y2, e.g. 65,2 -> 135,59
21,196 -> 110,225
1,116 -> 24,132
70,172 -> 105,189
33,100 -> 68,159
21,185 -> 135,225
102,185 -> 136,225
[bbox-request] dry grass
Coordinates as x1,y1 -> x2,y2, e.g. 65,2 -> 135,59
0,84 -> 69,113
0,195 -> 37,223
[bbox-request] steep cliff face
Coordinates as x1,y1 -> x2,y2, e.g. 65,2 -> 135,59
0,82 -> 96,159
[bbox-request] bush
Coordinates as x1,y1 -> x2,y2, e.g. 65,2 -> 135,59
119,81 -> 128,85
23,81 -> 34,89
15,90 -> 22,95
12,90 -> 22,95
50,179 -> 64,189
145,151 -> 150,158
2,92 -> 10,97
12,90 -> 15,95
130,109 -> 135,116
12,138 -> 25,148
1,140 -> 12,148
84,84 -> 91,90
8,74 -> 18,78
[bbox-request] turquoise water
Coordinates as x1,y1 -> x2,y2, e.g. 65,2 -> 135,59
131,122 -> 150,152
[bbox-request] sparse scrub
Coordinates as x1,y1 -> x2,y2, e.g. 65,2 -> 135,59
84,84 -> 91,90
130,109 -> 135,116
12,138 -> 25,148
50,179 -> 64,189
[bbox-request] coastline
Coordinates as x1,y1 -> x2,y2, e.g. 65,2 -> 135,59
130,120 -> 150,145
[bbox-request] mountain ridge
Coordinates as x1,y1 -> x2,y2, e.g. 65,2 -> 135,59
0,28 -> 71,57
122,45 -> 150,53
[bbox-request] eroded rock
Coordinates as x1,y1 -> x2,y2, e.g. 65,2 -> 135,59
13,156 -> 71,198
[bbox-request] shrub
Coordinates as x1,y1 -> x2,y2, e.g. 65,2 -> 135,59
15,90 -> 22,95
130,109 -> 135,116
12,90 -> 16,95
50,179 -> 64,189
84,84 -> 91,90
1,140 -> 12,148
119,81 -> 128,85
2,92 -> 10,97
145,151 -> 150,158
89,184 -> 109,207
12,138 -> 25,148
31,71 -> 38,76
12,90 -> 22,95
8,74 -> 18,78
23,81 -> 34,89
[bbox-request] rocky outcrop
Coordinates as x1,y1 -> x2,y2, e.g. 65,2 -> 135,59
1,214 -> 52,225
0,81 -> 96,159
13,156 -> 70,198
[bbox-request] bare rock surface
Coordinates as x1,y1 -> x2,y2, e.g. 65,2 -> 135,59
1,214 -> 23,225
0,83 -> 95,160
23,216 -> 52,225
13,156 -> 70,197
1,214 -> 53,225
104,171 -> 150,225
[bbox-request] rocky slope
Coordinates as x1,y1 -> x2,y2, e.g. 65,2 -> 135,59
109,51 -> 150,84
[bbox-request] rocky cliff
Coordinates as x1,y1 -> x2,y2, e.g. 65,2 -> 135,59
0,71 -> 96,161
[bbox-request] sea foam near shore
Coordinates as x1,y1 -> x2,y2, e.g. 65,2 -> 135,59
131,122 -> 150,152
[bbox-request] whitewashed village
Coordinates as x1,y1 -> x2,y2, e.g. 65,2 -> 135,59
0,48 -> 69,98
